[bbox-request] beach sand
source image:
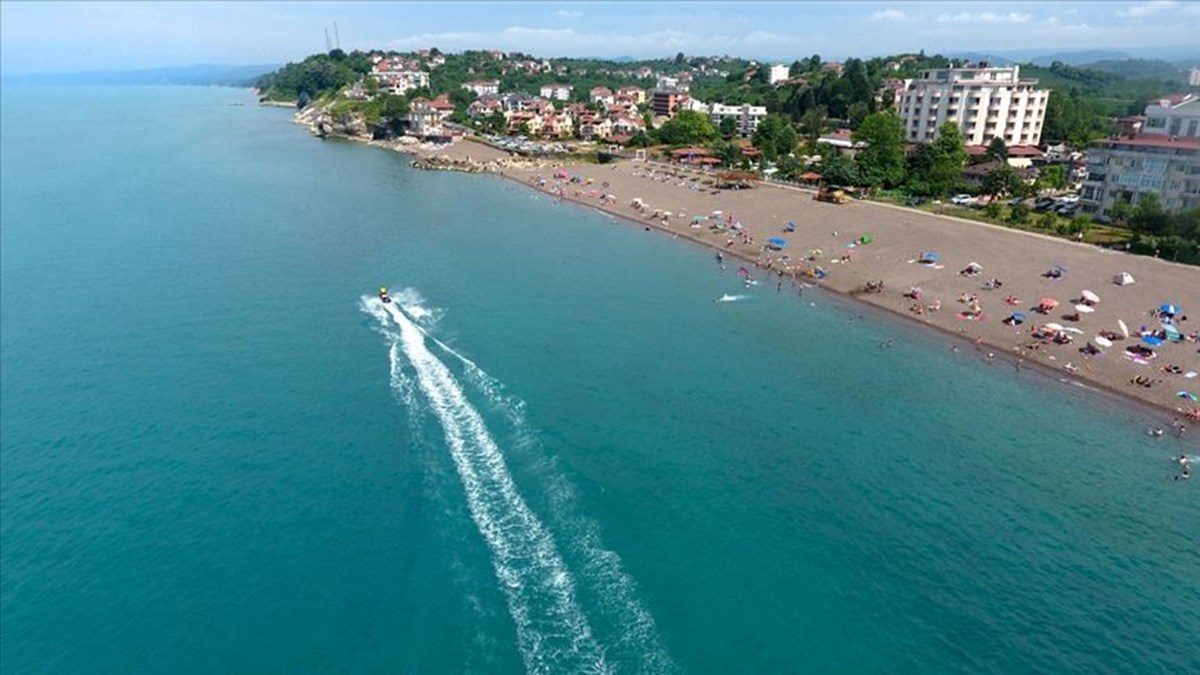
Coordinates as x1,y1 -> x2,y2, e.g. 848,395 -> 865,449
419,139 -> 1200,420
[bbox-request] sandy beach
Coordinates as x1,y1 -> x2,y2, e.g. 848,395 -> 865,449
412,138 -> 1200,421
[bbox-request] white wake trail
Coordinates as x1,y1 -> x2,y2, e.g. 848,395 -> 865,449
390,295 -> 676,672
368,296 -> 609,674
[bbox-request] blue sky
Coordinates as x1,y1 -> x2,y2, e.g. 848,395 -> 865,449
2,1 -> 1199,75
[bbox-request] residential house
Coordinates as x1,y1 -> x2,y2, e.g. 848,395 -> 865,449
617,86 -> 646,105
462,80 -> 500,97
1143,93 -> 1200,138
817,129 -> 867,157
768,64 -> 790,85
589,86 -> 614,107
612,115 -> 646,135
540,83 -> 573,101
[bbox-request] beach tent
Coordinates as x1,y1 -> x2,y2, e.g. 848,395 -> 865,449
1114,272 -> 1135,286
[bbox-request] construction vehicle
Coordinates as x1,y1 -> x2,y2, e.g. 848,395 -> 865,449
813,186 -> 849,204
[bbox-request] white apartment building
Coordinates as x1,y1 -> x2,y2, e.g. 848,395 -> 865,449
1189,67 -> 1200,87
1143,93 -> 1200,139
462,80 -> 500,97
768,64 -> 790,85
707,102 -> 768,137
898,64 -> 1049,146
1080,94 -> 1200,219
539,83 -> 573,101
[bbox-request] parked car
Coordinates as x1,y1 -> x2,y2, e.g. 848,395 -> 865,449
950,194 -> 976,206
1056,203 -> 1079,216
1034,197 -> 1057,211
1007,197 -> 1025,207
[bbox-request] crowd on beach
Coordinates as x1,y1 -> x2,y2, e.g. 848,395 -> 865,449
516,156 -> 1200,442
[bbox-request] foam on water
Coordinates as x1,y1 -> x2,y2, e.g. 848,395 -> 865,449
364,295 -> 609,673
391,291 -> 677,671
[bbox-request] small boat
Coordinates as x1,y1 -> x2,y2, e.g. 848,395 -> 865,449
379,286 -> 391,303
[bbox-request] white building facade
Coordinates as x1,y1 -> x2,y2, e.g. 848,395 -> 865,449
707,102 -> 768,137
898,65 -> 1049,146
768,64 -> 790,85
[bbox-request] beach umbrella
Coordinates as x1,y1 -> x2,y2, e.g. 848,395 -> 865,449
1063,327 -> 1084,334
1081,290 -> 1100,304
1178,391 -> 1199,402
1160,303 -> 1179,316
1074,304 -> 1095,314
1044,322 -> 1065,332
768,237 -> 788,247
1039,297 -> 1059,309
1143,335 -> 1164,346
1118,319 -> 1130,338
1011,311 -> 1027,321
860,234 -> 873,244
920,251 -> 940,262
1094,336 -> 1113,348
967,262 -> 983,270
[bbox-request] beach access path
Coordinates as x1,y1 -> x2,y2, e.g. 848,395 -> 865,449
418,139 -> 1200,418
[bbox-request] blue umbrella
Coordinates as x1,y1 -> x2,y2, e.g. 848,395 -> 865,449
1143,336 -> 1164,346
921,251 -> 939,262
768,237 -> 788,247
1011,312 -> 1027,321
1160,303 -> 1179,316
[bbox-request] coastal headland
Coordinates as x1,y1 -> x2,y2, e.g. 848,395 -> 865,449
289,113 -> 1200,421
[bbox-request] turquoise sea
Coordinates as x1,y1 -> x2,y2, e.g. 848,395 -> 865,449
2,86 -> 1197,673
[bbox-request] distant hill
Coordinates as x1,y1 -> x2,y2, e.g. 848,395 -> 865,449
1,64 -> 280,87
1028,50 -> 1131,66
1074,59 -> 1191,83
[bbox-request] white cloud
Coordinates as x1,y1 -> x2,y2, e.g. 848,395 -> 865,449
936,12 -> 1032,24
869,9 -> 906,21
1118,1 -> 1179,18
554,9 -> 582,18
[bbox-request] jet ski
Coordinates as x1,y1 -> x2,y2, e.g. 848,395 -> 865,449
379,286 -> 391,303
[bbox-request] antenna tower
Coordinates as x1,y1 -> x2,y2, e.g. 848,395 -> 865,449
334,22 -> 341,50
324,27 -> 332,52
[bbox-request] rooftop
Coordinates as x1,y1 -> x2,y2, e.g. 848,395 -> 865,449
1097,133 -> 1200,150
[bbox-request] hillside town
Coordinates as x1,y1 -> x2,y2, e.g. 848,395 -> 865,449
258,47 -> 1200,263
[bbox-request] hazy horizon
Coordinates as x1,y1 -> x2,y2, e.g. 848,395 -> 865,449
3,1 -> 1200,77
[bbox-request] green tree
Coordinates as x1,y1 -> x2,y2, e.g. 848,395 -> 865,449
656,110 -> 718,146
719,116 -> 737,138
911,121 -> 967,196
625,130 -> 653,147
1109,196 -> 1135,225
1130,193 -> 1170,234
381,94 -> 410,135
986,136 -> 1008,162
1009,202 -> 1031,224
981,163 -> 1023,197
820,153 -> 862,186
1036,213 -> 1057,230
675,51 -> 686,65
799,105 -> 828,152
1037,164 -> 1067,191
852,112 -> 906,188
715,140 -> 742,167
984,201 -> 1002,219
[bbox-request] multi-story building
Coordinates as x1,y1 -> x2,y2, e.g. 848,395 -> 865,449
1189,67 -> 1200,87
768,64 -> 790,85
462,80 -> 500,97
1081,93 -> 1200,219
651,89 -> 689,117
1143,93 -> 1200,139
897,64 -> 1049,146
706,102 -> 768,137
539,83 -> 573,101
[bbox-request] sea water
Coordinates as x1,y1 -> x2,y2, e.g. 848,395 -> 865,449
2,86 -> 1197,673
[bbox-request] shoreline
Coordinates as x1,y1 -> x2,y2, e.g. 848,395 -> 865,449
286,119 -> 1199,423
